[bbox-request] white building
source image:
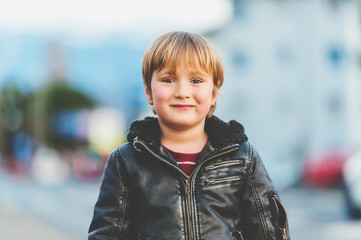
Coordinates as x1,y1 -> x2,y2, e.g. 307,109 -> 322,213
209,0 -> 361,189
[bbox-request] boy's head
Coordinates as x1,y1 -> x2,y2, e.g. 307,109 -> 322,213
142,31 -> 224,116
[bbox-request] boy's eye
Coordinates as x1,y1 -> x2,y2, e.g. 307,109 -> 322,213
162,78 -> 174,83
191,79 -> 202,84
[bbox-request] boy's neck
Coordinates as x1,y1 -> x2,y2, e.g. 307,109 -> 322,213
159,121 -> 208,154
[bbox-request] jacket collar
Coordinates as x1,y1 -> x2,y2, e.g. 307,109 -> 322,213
127,115 -> 248,152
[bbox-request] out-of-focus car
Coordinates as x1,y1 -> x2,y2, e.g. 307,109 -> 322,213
342,151 -> 361,219
301,149 -> 351,188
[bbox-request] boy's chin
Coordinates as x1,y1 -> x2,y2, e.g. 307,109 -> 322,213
159,117 -> 207,130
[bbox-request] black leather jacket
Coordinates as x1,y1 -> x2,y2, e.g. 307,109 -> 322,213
89,116 -> 290,240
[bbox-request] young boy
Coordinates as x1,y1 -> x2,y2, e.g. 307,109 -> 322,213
89,31 -> 290,240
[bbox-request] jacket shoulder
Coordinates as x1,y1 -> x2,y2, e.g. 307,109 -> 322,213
113,142 -> 135,155
233,141 -> 251,163
233,141 -> 263,171
106,142 -> 138,166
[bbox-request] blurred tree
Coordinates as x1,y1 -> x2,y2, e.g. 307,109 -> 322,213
0,85 -> 27,158
27,81 -> 95,150
0,80 -> 97,177
46,81 -> 94,111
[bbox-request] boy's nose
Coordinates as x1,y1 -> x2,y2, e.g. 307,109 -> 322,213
174,81 -> 190,99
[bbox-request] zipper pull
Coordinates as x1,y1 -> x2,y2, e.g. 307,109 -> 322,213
281,227 -> 287,240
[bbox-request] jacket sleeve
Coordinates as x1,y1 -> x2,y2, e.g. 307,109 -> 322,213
240,143 -> 290,240
88,149 -> 133,240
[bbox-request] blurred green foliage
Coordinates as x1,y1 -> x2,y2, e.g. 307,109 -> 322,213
0,81 -> 95,157
43,81 -> 94,112
0,85 -> 27,156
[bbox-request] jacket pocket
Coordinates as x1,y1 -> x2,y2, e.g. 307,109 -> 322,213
268,195 -> 288,240
205,175 -> 243,185
204,160 -> 244,171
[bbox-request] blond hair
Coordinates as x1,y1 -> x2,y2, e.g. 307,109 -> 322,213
142,31 -> 224,116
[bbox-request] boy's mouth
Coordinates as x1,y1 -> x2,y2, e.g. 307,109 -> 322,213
170,104 -> 194,110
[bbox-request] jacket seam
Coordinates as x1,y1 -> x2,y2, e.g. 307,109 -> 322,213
248,144 -> 271,240
114,147 -> 122,157
111,150 -> 129,239
112,186 -> 129,239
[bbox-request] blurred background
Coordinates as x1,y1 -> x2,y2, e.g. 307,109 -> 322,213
1,0 -> 361,239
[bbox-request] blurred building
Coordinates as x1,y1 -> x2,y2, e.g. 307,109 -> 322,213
209,0 -> 361,188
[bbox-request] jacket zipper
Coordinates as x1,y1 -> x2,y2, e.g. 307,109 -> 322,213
133,140 -> 189,178
134,140 -> 239,240
185,146 -> 239,239
184,179 -> 194,240
204,160 -> 243,171
205,175 -> 242,185
271,196 -> 288,240
189,146 -> 240,178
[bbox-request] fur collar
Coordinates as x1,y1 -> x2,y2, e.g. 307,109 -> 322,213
127,116 -> 248,151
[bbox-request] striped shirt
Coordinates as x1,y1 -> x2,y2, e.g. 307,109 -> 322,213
167,149 -> 200,176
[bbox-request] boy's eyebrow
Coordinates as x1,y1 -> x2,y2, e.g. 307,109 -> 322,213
157,70 -> 175,77
156,66 -> 173,74
188,69 -> 209,77
156,67 -> 209,77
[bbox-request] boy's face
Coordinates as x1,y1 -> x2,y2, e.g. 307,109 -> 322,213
146,64 -> 217,131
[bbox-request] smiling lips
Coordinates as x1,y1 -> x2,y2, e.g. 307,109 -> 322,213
170,104 -> 194,110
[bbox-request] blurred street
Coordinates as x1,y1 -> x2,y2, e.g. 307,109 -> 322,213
1,172 -> 361,240
283,187 -> 361,240
0,172 -> 99,240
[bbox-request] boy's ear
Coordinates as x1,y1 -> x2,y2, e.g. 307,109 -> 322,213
145,86 -> 153,105
211,88 -> 218,105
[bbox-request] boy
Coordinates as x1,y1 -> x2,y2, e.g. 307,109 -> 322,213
89,31 -> 290,240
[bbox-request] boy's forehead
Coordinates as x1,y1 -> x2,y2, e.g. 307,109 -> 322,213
157,63 -> 210,76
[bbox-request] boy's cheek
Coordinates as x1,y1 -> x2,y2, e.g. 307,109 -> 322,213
194,89 -> 216,102
153,89 -> 171,102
